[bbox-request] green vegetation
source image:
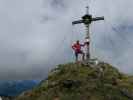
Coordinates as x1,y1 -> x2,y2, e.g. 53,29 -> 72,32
15,62 -> 133,100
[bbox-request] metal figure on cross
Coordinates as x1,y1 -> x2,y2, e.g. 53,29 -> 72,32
72,6 -> 104,62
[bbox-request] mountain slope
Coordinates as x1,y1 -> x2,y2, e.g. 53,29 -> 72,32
0,80 -> 40,96
15,61 -> 133,100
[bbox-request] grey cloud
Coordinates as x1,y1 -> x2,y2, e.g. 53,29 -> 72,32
0,0 -> 132,79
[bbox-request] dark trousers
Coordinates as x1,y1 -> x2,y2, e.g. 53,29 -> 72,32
75,50 -> 85,62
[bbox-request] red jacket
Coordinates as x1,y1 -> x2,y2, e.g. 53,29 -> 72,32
72,43 -> 84,52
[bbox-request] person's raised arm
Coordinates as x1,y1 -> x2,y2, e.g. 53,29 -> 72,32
80,43 -> 85,47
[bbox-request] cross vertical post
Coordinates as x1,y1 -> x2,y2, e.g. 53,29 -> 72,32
85,24 -> 90,61
72,6 -> 104,62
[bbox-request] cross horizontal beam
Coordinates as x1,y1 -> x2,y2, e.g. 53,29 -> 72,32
92,17 -> 104,21
72,16 -> 104,25
72,20 -> 83,25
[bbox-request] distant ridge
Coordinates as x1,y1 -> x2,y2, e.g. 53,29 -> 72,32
0,80 -> 40,97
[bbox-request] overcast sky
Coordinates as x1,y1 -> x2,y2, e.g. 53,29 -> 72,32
0,0 -> 133,79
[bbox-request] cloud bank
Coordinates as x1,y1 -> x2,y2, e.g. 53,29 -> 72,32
0,0 -> 133,79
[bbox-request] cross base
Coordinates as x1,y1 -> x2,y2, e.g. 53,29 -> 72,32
82,58 -> 99,66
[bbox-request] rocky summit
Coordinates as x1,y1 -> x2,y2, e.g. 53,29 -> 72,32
15,61 -> 133,100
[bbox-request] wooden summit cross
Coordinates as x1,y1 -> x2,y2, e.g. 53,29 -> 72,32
72,6 -> 104,62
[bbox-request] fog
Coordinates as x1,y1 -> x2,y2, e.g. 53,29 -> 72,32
0,0 -> 132,79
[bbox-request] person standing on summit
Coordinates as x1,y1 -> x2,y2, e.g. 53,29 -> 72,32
72,40 -> 85,62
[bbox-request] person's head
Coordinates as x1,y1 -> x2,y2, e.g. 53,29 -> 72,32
76,40 -> 79,44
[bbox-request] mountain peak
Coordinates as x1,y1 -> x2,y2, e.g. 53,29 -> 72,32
15,61 -> 133,100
